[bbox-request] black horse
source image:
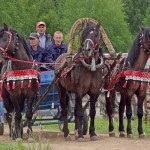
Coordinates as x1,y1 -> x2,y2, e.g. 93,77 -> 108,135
0,24 -> 39,141
106,27 -> 150,138
54,19 -> 111,141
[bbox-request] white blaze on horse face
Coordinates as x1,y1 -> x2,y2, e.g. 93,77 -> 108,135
84,39 -> 94,50
84,31 -> 94,50
86,40 -> 90,50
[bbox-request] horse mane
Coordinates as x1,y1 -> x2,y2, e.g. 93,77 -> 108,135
127,32 -> 141,66
9,28 -> 31,58
127,27 -> 150,66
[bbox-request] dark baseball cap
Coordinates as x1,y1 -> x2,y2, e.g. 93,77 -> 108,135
28,33 -> 39,39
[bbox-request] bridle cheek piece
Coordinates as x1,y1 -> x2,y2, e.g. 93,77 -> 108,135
0,31 -> 12,58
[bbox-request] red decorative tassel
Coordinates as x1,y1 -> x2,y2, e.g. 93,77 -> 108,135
28,80 -> 31,88
7,82 -> 10,90
12,81 -> 15,89
36,80 -> 40,88
123,81 -> 127,88
140,82 -> 144,91
21,80 -> 24,88
132,81 -> 136,90
147,82 -> 150,90
146,83 -> 149,90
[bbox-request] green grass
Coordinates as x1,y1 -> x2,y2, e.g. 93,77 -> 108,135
1,117 -> 150,150
40,116 -> 150,137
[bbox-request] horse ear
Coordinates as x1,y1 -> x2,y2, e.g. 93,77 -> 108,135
97,23 -> 100,28
139,26 -> 144,31
3,23 -> 8,30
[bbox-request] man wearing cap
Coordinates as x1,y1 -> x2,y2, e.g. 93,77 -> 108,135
36,21 -> 52,49
46,31 -> 67,62
28,32 -> 53,70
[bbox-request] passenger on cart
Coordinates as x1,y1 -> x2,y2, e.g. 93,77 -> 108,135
45,31 -> 67,63
27,32 -> 53,71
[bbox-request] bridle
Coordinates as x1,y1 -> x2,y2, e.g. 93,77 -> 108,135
140,31 -> 150,53
0,30 -> 13,58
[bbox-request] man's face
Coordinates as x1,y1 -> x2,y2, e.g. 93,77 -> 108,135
54,33 -> 63,46
36,25 -> 46,35
29,38 -> 39,47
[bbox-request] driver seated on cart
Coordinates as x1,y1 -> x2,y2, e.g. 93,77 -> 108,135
28,32 -> 53,71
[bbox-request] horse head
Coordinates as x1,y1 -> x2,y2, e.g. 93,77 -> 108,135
128,26 -> 150,68
68,18 -> 104,71
81,22 -> 102,56
140,27 -> 150,52
0,24 -> 32,70
0,24 -> 31,59
0,24 -> 18,58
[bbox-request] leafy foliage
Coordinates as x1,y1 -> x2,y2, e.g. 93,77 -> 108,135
0,0 -> 147,53
122,0 -> 150,35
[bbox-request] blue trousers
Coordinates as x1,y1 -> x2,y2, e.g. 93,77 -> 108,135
0,101 -> 4,123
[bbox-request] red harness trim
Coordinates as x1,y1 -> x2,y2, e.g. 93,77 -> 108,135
3,69 -> 40,79
107,70 -> 150,91
2,69 -> 40,90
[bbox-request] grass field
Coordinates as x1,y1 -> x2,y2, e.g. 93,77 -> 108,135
40,116 -> 150,137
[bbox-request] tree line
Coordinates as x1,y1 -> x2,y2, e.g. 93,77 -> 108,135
0,0 -> 149,53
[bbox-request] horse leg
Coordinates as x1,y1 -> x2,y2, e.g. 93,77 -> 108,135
11,96 -> 23,141
26,94 -> 35,143
2,87 -> 14,138
88,93 -> 98,141
74,101 -> 78,139
57,84 -> 70,140
5,112 -> 13,137
125,95 -> 133,138
119,94 -> 126,137
136,92 -> 146,138
75,94 -> 84,142
105,90 -> 115,137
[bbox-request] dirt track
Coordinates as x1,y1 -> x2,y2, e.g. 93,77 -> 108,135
0,126 -> 150,150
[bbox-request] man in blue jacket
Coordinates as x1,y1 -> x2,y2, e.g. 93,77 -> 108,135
46,31 -> 67,62
28,32 -> 53,70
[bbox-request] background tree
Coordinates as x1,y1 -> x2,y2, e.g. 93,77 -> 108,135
0,0 -> 133,52
122,0 -> 149,36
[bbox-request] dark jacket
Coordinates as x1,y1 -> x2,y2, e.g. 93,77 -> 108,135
28,45 -> 46,62
46,43 -> 67,61
45,33 -> 53,49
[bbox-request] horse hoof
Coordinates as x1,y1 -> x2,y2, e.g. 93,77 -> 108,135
109,131 -> 115,137
77,137 -> 85,142
139,133 -> 146,139
27,138 -> 34,143
16,138 -> 23,142
65,135 -> 71,141
127,134 -> 133,138
75,135 -> 78,140
119,132 -> 126,137
90,135 -> 98,141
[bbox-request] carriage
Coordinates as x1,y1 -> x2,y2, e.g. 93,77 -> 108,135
0,18 -> 150,142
